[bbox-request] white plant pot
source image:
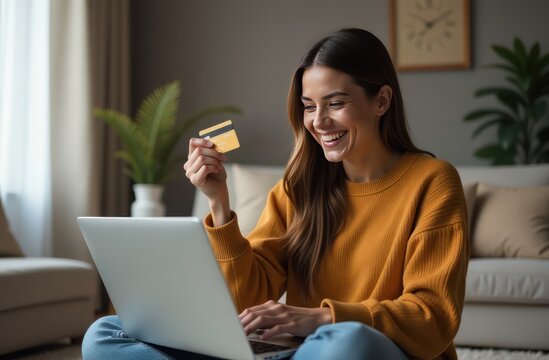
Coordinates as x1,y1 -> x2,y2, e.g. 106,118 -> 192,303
131,184 -> 166,217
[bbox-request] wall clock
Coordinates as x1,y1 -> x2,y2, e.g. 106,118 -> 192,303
390,0 -> 471,71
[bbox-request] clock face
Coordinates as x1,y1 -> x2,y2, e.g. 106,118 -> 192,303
392,0 -> 470,70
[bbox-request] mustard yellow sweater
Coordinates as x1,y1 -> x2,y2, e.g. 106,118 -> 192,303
204,152 -> 469,360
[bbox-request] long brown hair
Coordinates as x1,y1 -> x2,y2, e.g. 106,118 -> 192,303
283,28 -> 433,299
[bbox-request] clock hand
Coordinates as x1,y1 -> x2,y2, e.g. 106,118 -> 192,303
407,11 -> 430,25
426,9 -> 453,28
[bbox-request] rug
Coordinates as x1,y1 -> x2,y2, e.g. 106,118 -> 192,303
2,344 -> 549,360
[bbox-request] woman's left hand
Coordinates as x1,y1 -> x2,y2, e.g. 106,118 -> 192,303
239,300 -> 333,340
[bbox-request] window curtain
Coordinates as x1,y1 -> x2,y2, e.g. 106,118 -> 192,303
0,0 -> 130,307
0,0 -> 52,257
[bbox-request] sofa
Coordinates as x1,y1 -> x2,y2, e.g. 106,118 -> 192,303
0,195 -> 98,355
192,161 -> 549,351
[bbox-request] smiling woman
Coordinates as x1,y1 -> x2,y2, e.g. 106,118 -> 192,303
84,28 -> 469,360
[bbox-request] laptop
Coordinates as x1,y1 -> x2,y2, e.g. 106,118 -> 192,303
78,217 -> 300,360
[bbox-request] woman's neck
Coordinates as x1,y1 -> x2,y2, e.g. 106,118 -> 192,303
343,148 -> 403,183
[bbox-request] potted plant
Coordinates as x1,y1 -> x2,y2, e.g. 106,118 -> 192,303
94,80 -> 240,216
464,38 -> 549,164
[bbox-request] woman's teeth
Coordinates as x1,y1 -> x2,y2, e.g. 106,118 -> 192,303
321,131 -> 347,142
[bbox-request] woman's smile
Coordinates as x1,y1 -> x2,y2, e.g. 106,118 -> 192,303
318,130 -> 349,148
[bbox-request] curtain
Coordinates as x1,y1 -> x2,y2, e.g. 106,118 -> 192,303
0,0 -> 52,257
1,0 -> 130,309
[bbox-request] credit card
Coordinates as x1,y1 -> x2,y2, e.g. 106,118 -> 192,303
198,120 -> 240,153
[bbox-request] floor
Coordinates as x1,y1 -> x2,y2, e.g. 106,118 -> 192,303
3,341 -> 549,360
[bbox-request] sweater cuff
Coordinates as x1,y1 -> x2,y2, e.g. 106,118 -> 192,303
320,298 -> 373,326
204,211 -> 250,261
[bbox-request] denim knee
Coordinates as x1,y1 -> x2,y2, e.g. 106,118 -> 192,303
294,321 -> 408,360
81,315 -> 123,360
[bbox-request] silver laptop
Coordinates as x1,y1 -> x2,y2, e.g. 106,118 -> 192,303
78,217 -> 300,360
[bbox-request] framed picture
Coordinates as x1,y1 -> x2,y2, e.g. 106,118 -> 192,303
390,0 -> 471,71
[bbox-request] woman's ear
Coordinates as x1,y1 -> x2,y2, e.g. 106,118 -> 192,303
376,85 -> 393,116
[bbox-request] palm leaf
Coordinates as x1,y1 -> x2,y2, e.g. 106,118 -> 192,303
529,43 -> 541,72
474,87 -> 527,107
472,118 -> 512,138
115,150 -> 143,183
94,109 -> 148,180
528,101 -> 547,122
135,81 -> 181,170
492,45 -> 523,74
497,123 -> 520,150
464,108 -> 515,122
513,38 -> 529,72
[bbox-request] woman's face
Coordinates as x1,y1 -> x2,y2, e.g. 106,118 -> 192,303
301,65 -> 387,164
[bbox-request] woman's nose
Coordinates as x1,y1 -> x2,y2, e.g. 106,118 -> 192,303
313,108 -> 332,128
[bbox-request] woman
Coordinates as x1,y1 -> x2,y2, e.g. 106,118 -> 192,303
83,28 -> 468,360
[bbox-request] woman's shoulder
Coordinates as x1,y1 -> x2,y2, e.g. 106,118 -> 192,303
408,152 -> 460,183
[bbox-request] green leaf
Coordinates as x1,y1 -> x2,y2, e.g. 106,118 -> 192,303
464,108 -> 515,122
135,81 -> 181,170
486,63 -> 522,77
529,43 -> 541,71
537,53 -> 549,74
497,123 -> 520,150
492,44 -> 523,73
475,144 -> 516,164
474,87 -> 527,107
513,38 -> 529,71
93,109 -> 148,180
506,76 -> 529,93
472,118 -> 512,138
474,144 -> 505,158
528,101 -> 547,122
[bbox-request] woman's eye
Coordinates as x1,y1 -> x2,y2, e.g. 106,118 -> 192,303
303,105 -> 316,112
329,102 -> 344,108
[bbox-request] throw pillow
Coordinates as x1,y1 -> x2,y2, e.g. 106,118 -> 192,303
0,194 -> 23,257
462,182 -> 477,237
232,164 -> 284,235
472,182 -> 549,259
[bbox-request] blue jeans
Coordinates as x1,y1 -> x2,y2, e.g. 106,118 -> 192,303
82,315 -> 409,360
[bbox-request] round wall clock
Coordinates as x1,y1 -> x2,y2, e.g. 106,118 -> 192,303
390,0 -> 471,71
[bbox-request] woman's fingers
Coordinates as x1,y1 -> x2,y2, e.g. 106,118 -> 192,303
184,138 -> 227,182
190,164 -> 219,186
188,137 -> 213,157
260,323 -> 296,340
239,301 -> 332,339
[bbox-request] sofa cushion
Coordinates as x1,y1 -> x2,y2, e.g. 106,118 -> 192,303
472,183 -> 549,259
0,257 -> 96,312
462,183 -> 477,237
465,258 -> 549,305
0,195 -> 23,257
232,164 -> 284,235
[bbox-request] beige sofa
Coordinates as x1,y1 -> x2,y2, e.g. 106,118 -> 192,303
193,162 -> 549,351
0,196 -> 97,355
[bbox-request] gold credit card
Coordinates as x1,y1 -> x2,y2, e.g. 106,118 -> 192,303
198,120 -> 240,153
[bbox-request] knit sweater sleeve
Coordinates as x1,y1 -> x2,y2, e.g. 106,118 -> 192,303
321,164 -> 469,359
204,180 -> 291,312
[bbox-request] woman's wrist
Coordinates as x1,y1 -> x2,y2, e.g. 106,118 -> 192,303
317,307 -> 333,326
208,192 -> 231,227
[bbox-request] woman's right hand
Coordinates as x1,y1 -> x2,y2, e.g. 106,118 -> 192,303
183,139 -> 230,222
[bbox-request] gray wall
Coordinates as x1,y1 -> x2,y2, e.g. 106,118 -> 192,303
131,0 -> 549,215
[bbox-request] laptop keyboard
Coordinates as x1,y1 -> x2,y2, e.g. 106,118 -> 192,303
249,340 -> 291,354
